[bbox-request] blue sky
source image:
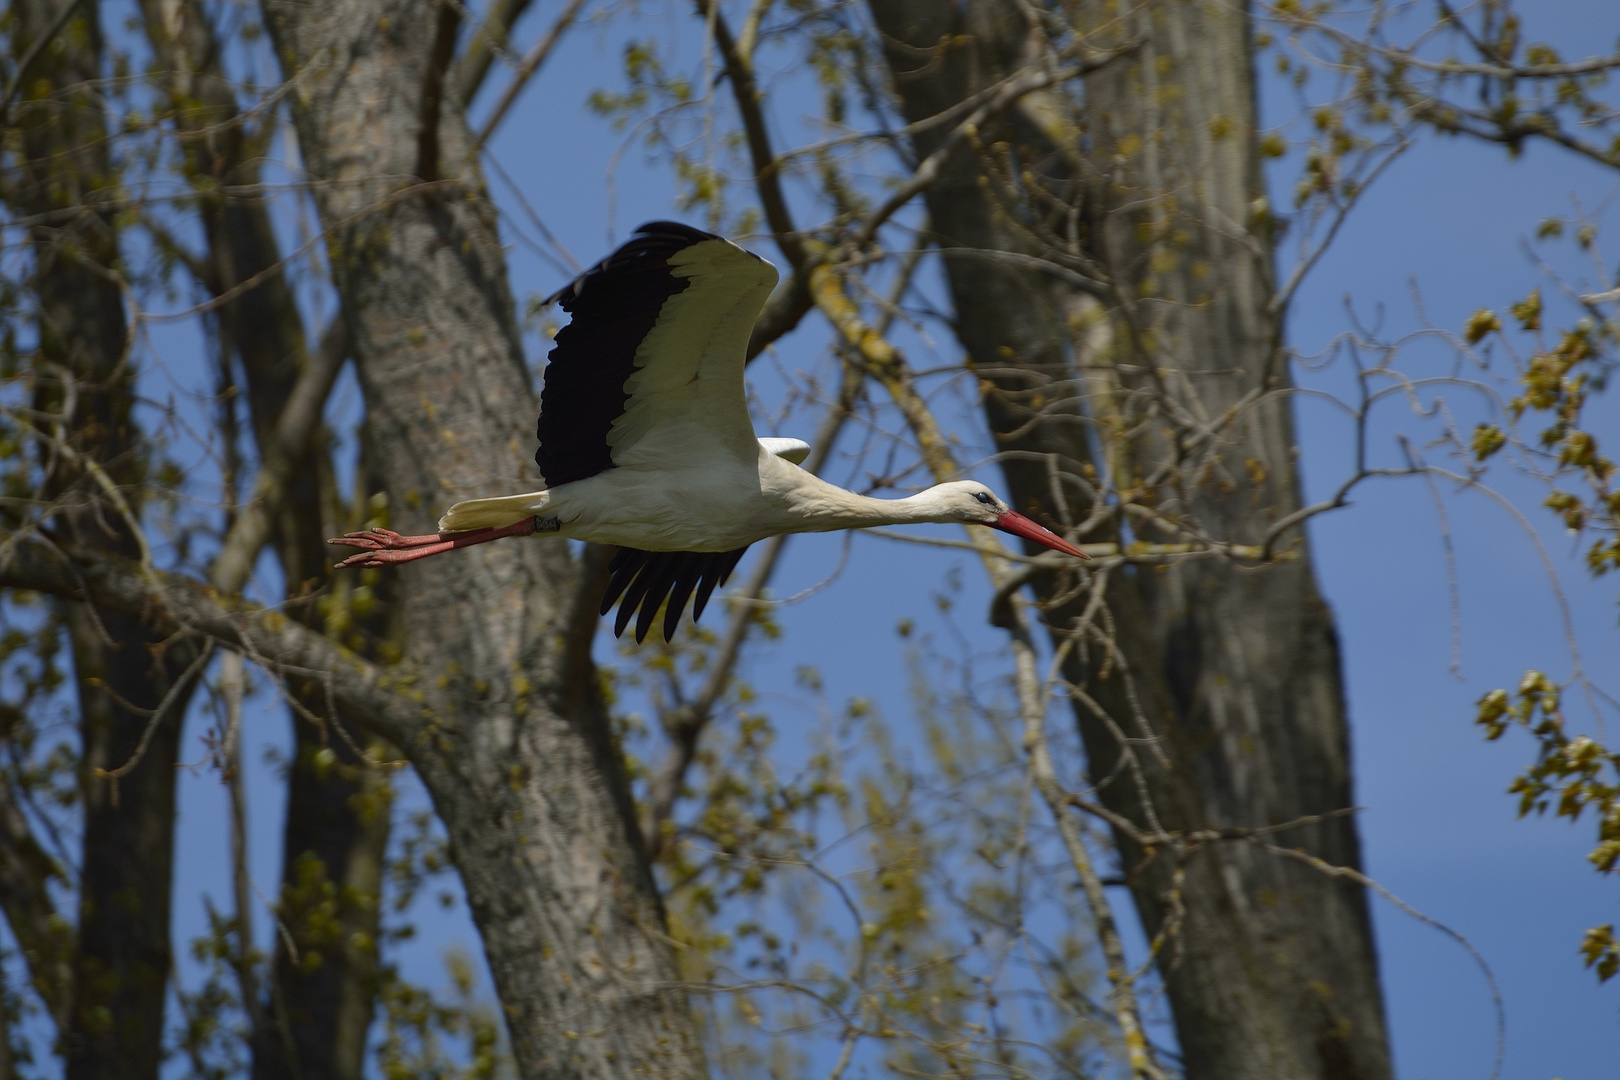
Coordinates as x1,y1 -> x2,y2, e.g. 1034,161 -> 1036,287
116,2 -> 1620,1078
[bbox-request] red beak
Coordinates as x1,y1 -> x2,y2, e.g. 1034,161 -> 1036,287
992,511 -> 1090,559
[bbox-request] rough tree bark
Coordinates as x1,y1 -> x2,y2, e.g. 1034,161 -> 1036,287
137,5 -> 393,1075
866,2 -> 1392,1077
5,2 -> 204,1077
255,0 -> 708,1076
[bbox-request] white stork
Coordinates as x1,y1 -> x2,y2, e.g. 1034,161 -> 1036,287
329,221 -> 1087,642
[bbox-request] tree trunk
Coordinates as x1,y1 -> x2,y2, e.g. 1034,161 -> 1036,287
6,2 -> 203,1077
257,1 -> 708,1076
866,3 -> 1392,1077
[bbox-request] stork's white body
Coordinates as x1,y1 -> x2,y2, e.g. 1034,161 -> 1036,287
332,221 -> 1085,641
440,441 -> 969,552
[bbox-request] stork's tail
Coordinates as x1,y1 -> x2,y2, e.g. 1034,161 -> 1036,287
438,490 -> 549,533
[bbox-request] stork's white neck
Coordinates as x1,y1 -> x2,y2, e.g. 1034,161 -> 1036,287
780,472 -> 968,532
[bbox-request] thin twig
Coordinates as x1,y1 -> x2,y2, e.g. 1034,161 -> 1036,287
94,642 -> 215,804
221,650 -> 269,1043
1255,840 -> 1506,1080
211,320 -> 350,595
0,0 -> 91,130
474,0 -> 588,147
452,0 -> 535,104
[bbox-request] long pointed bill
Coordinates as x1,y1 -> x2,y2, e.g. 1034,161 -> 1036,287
993,511 -> 1090,559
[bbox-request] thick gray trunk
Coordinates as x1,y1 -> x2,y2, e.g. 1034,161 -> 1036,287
866,3 -> 1391,1077
257,1 -> 707,1076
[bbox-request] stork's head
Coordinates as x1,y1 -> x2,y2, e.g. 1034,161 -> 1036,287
931,482 -> 1090,559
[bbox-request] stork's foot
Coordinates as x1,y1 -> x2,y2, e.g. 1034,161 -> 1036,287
327,519 -> 538,569
327,528 -> 448,569
331,545 -> 446,569
328,527 -> 448,552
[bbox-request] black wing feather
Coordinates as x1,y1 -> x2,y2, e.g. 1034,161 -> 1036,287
599,546 -> 643,617
634,553 -> 690,644
662,554 -> 705,643
536,222 -> 724,487
601,545 -> 750,642
614,554 -> 665,638
692,547 -> 748,624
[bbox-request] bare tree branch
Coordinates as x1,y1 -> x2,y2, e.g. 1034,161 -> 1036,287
0,772 -> 72,1032
0,538 -> 423,747
452,0 -> 536,105
210,320 -> 350,595
473,0 -> 589,147
0,0 -> 89,130
701,0 -> 807,267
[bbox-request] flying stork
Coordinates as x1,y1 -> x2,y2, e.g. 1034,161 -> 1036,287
329,221 -> 1088,642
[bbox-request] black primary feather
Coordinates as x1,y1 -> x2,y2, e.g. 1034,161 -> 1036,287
661,553 -> 704,643
614,553 -> 665,639
535,222 -> 724,487
599,546 -> 642,616
601,545 -> 750,642
692,547 -> 748,624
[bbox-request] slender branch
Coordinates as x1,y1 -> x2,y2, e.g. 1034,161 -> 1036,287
1268,139 -> 1411,318
473,0 -> 588,148
210,320 -> 349,594
1018,631 -> 1165,1080
221,650 -> 269,1047
701,0 -> 805,267
0,0 -> 90,130
734,0 -> 773,65
853,67 -> 1058,252
1064,794 -> 1360,850
1254,841 -> 1506,1080
452,0 -> 536,105
0,768 -> 73,1032
93,643 -> 215,805
0,537 -> 423,746
851,40 -> 1137,254
1275,8 -> 1620,81
27,402 -> 155,573
778,58 -> 1082,167
811,263 -> 960,482
141,181 -> 467,326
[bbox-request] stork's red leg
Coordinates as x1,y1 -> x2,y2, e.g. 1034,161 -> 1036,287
328,518 -> 538,569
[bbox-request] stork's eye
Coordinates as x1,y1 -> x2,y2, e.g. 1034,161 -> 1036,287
974,492 -> 995,505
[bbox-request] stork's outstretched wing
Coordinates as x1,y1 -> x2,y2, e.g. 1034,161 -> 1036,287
536,221 -> 779,486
